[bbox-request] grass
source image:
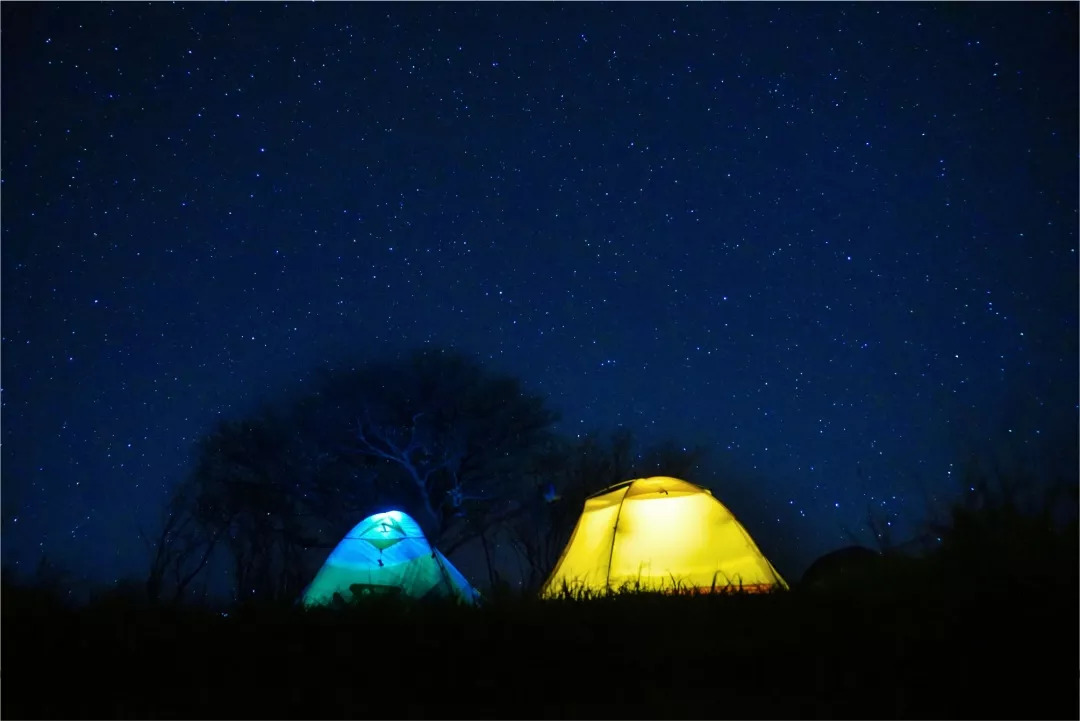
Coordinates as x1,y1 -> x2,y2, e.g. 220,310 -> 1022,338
540,572 -> 788,602
4,573 -> 1075,719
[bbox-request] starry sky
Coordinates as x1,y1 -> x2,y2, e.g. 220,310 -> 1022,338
2,2 -> 1077,591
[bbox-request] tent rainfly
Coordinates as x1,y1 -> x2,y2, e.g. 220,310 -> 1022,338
300,510 -> 480,606
540,476 -> 788,597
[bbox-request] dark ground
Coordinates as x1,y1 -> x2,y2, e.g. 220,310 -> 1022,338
3,549 -> 1077,720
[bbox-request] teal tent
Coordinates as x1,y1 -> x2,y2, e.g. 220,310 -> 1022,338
300,510 -> 480,606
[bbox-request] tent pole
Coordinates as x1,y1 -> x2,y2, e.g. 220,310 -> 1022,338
604,487 -> 628,593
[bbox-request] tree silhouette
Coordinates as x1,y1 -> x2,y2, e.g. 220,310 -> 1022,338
184,410 -> 323,602
141,476 -> 220,604
157,348 -> 560,600
306,348 -> 559,551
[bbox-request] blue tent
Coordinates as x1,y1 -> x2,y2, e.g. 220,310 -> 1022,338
300,510 -> 480,606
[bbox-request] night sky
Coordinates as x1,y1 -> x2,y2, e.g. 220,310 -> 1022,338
2,2 -> 1077,592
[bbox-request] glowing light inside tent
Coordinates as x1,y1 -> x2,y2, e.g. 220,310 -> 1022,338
356,510 -> 410,551
540,477 -> 788,597
370,510 -> 404,526
299,509 -> 481,606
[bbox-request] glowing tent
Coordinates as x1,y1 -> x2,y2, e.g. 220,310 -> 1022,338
540,477 -> 788,597
300,510 -> 480,606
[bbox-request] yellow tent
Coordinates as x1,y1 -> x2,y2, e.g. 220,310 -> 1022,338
540,476 -> 788,597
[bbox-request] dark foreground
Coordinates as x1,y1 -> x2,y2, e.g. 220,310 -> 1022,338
3,562 -> 1078,720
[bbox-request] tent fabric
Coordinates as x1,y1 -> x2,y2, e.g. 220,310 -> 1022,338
300,510 -> 480,606
540,476 -> 788,597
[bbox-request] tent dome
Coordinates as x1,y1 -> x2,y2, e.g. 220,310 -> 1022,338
540,477 -> 788,597
300,510 -> 480,606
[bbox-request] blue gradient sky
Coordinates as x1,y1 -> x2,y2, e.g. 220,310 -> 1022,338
3,2 -> 1076,590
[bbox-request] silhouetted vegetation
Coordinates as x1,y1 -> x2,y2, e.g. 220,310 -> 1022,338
303,348 -> 560,548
